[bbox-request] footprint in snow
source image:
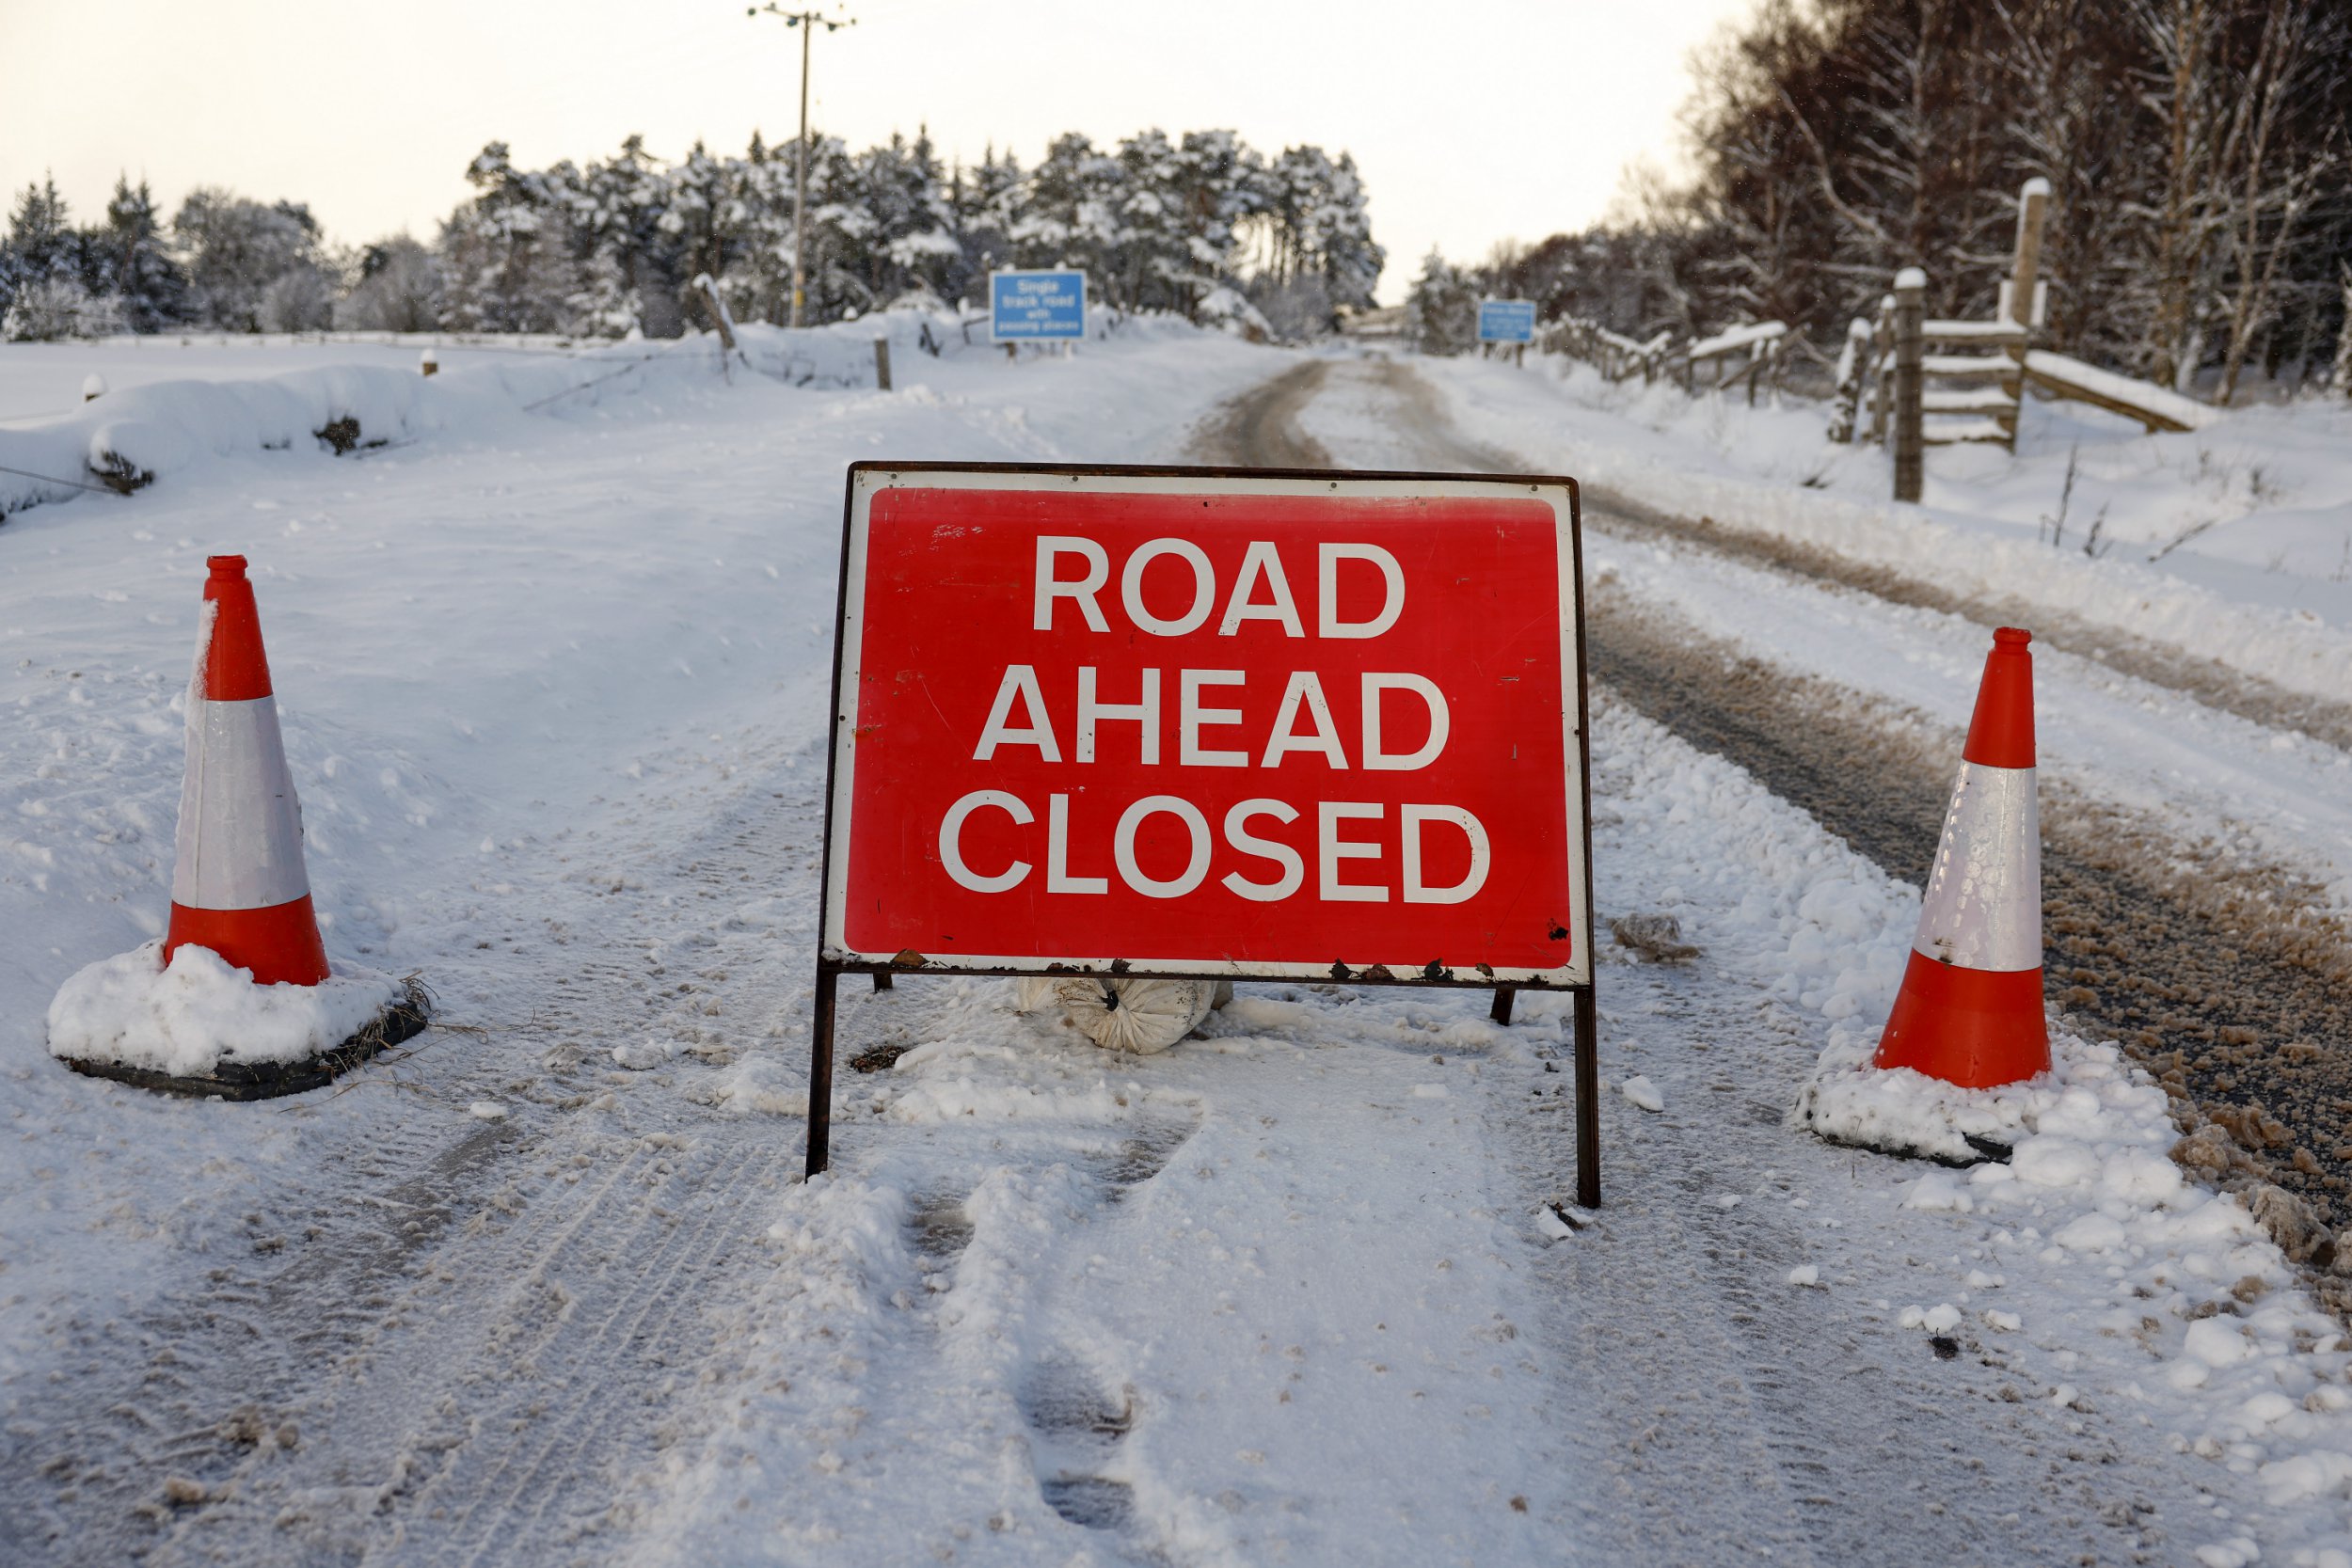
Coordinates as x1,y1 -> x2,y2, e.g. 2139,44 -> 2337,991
1017,1359 -> 1138,1531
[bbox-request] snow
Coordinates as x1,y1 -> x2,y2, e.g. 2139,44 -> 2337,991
5,327 -> 2352,1563
1686,320 -> 1786,360
0,307 -> 1200,516
45,940 -> 403,1077
2026,348 -> 2219,430
1413,352 -> 2352,692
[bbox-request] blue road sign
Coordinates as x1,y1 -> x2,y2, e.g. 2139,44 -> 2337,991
1478,299 -> 1537,344
992,270 -> 1089,341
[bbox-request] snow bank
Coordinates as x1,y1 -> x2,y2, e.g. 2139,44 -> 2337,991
1,364 -> 435,514
1418,354 -> 2352,707
47,940 -> 405,1078
1613,437 -> 2352,708
1,303 -> 1208,519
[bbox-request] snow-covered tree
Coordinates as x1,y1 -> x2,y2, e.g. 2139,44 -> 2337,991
1406,249 -> 1477,356
439,143 -> 592,333
1543,0 -> 2351,390
175,189 -> 327,331
0,176 -> 76,337
337,236 -> 444,331
420,123 -> 1387,336
94,178 -> 193,333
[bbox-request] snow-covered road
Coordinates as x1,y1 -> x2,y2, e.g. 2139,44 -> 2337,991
6,331 -> 2350,1567
1270,356 -> 2352,1258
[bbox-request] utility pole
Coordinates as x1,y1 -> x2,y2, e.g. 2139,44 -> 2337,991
749,5 -> 855,328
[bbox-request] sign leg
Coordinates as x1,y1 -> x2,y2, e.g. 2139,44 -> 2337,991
1489,986 -> 1516,1024
872,971 -> 894,991
1574,985 -> 1600,1209
805,965 -> 839,1179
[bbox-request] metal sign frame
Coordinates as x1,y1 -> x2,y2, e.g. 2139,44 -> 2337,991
805,462 -> 1599,1209
989,268 -> 1088,342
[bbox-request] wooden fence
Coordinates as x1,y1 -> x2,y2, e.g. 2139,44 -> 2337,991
1544,316 -> 1786,403
1830,179 -> 2219,497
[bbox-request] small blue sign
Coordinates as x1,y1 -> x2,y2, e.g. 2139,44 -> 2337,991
1478,299 -> 1537,344
992,270 -> 1088,342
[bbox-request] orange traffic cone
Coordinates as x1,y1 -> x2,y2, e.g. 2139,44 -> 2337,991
1873,626 -> 2050,1088
163,555 -> 332,987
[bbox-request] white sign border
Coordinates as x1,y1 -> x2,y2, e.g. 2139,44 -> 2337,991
820,464 -> 1593,989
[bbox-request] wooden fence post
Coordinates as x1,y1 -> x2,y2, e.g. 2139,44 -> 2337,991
873,336 -> 892,391
1870,294 -> 1896,446
1892,269 -> 1926,503
1828,318 -> 1871,443
691,274 -> 737,354
1998,177 -> 2050,452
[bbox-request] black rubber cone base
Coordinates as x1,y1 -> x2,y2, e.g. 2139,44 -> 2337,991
1790,1101 -> 2013,1168
56,979 -> 433,1101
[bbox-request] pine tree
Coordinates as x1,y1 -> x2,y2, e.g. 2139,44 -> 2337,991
99,177 -> 193,332
1406,249 -> 1476,356
0,176 -> 77,337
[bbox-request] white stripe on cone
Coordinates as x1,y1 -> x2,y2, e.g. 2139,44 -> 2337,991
174,695 -> 311,911
1915,760 -> 2040,972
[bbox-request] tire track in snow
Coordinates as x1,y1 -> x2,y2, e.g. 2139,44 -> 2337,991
5,736 -> 836,1567
1490,941 -> 2188,1564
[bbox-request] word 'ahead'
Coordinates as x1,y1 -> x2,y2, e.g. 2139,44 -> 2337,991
821,465 -> 1591,987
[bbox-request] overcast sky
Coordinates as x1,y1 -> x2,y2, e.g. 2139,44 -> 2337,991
1,0 -> 1758,305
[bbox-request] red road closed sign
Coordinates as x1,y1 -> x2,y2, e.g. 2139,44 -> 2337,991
820,464 -> 1592,988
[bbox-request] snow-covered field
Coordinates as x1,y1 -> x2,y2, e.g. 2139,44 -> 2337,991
1417,353 -> 2352,703
4,324 -> 2350,1566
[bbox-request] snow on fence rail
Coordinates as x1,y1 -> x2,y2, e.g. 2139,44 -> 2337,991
1541,317 -> 1670,383
1545,315 -> 1785,404
2022,350 -> 2216,434
1679,321 -> 1785,404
